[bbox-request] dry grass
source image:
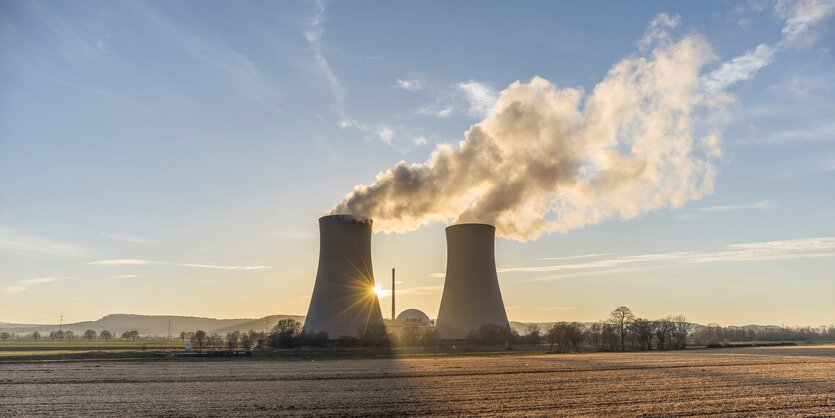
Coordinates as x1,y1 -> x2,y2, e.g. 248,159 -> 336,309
1,345 -> 834,416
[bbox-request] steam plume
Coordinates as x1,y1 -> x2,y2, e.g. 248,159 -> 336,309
332,28 -> 723,241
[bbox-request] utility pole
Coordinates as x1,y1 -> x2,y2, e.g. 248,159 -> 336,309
59,314 -> 63,331
391,268 -> 396,320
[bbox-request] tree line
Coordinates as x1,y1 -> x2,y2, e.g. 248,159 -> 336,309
465,306 -> 692,352
692,323 -> 835,345
0,329 -> 139,342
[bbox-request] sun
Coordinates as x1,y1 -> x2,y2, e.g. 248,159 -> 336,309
372,284 -> 389,299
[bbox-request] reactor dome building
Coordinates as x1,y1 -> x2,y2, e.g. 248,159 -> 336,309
434,223 -> 510,339
395,309 -> 432,326
303,214 -> 385,339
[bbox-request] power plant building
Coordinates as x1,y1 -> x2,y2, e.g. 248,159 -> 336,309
434,223 -> 510,339
303,215 -> 385,339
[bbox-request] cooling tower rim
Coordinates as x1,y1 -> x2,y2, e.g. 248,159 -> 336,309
320,214 -> 372,225
446,222 -> 496,231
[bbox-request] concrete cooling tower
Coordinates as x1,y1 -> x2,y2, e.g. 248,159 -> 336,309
303,214 -> 385,339
434,223 -> 510,339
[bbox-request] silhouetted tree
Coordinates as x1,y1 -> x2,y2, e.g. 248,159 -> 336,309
269,319 -> 302,348
671,315 -> 690,349
631,319 -> 654,350
653,318 -> 674,350
546,322 -> 583,353
31,331 -> 41,341
240,331 -> 254,349
83,330 -> 97,341
467,324 -> 513,347
418,328 -> 439,347
226,331 -> 241,350
584,323 -> 602,347
523,325 -> 542,345
608,306 -> 635,351
192,330 -> 207,351
601,324 -> 619,351
360,324 -> 389,348
64,330 -> 74,341
0,332 -> 11,342
99,330 -> 112,342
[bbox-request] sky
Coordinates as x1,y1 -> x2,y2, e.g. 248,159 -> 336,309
1,0 -> 834,327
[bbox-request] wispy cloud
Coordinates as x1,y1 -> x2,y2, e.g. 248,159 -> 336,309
638,12 -> 680,50
536,253 -> 612,261
777,0 -> 835,47
130,1 -> 279,105
0,227 -> 88,257
703,0 -> 834,91
457,81 -> 498,118
427,272 -> 445,279
694,200 -> 776,213
305,0 -> 345,112
417,104 -> 454,118
339,119 -> 396,144
0,277 -> 66,295
395,78 -> 423,91
503,237 -> 835,278
89,259 -> 272,270
112,274 -> 139,279
395,285 -> 444,295
703,44 -> 776,91
101,233 -> 158,245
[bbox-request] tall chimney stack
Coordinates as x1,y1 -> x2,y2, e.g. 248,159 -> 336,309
434,223 -> 510,339
391,268 -> 396,320
303,215 -> 384,339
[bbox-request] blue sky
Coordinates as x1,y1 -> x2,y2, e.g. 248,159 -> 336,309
1,0 -> 833,326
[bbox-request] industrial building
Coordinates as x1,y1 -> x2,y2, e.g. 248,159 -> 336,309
303,214 -> 385,339
434,223 -> 510,339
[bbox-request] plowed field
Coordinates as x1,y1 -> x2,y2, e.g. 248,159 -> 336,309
2,345 -> 834,416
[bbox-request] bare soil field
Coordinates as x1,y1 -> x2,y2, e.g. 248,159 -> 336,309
2,345 -> 834,417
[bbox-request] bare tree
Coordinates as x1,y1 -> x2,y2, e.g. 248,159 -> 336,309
584,323 -> 602,348
631,319 -> 654,350
240,331 -> 254,349
0,332 -> 11,342
653,318 -> 674,350
31,331 -> 41,341
192,330 -> 207,351
100,330 -> 112,342
269,319 -> 302,349
226,331 -> 241,351
64,330 -> 74,341
671,315 -> 691,349
523,325 -> 542,345
608,306 -> 635,351
83,330 -> 97,341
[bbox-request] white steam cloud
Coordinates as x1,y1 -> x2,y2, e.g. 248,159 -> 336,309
331,6 -> 833,241
332,24 -> 721,241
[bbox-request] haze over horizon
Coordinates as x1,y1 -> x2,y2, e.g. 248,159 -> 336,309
2,1 -> 834,327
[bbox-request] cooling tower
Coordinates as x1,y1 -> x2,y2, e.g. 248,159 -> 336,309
435,223 -> 510,339
303,214 -> 385,339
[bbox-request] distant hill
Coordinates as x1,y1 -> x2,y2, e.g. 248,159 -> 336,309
1,315 -> 708,337
0,313 -> 305,336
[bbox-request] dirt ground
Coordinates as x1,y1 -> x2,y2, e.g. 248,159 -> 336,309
2,345 -> 834,417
